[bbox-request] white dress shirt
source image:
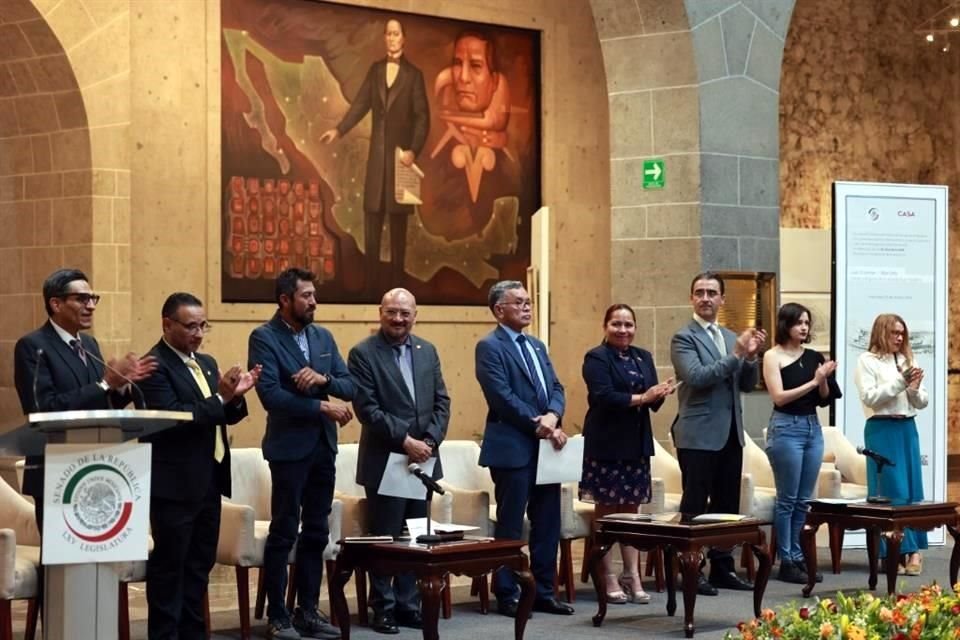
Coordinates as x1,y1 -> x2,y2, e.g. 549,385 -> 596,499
854,351 -> 928,418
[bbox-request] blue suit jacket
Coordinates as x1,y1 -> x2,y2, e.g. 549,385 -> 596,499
475,326 -> 565,469
248,312 -> 355,462
581,344 -> 663,461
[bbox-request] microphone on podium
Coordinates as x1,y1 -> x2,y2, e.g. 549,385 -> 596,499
70,339 -> 146,410
408,463 -> 445,495
31,348 -> 44,412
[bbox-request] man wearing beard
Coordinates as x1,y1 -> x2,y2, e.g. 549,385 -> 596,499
249,268 -> 356,640
347,288 -> 450,633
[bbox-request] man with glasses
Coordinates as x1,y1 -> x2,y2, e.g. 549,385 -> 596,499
249,268 -> 355,640
347,288 -> 450,634
475,280 -> 573,618
13,268 -> 157,524
138,292 -> 260,640
670,271 -> 766,595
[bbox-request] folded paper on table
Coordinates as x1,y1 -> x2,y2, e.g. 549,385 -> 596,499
605,512 -> 653,521
405,518 -> 479,540
691,513 -> 748,522
378,453 -> 437,499
535,436 -> 584,485
812,498 -> 863,505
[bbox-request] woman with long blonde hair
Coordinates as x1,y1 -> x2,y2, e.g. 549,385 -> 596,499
854,313 -> 928,575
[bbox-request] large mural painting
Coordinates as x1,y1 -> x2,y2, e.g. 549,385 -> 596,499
221,0 -> 541,304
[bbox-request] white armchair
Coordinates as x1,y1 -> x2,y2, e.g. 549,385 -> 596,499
820,426 -> 870,573
0,475 -> 40,640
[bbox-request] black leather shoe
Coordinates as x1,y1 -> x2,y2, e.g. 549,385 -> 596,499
532,597 -> 574,615
695,574 -> 718,596
394,610 -> 422,629
777,560 -> 808,584
496,599 -> 521,618
371,612 -> 399,635
709,571 -> 754,591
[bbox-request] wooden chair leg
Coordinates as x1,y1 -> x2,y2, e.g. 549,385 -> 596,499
236,566 -> 251,640
441,575 -> 452,619
0,599 -> 12,640
769,527 -> 778,566
285,563 -> 297,613
478,574 -> 489,614
25,597 -> 39,640
355,569 -> 368,626
203,589 -> 211,639
118,582 -> 130,640
325,560 -> 337,626
558,538 -> 575,602
579,535 -> 593,583
741,544 -> 756,581
254,567 -> 266,620
829,524 -> 844,574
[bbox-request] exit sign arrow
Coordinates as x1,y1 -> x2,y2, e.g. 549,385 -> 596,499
642,158 -> 665,189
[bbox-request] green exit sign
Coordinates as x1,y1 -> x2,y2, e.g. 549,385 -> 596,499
643,158 -> 665,189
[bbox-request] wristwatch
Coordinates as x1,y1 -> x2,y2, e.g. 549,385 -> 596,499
97,380 -> 110,391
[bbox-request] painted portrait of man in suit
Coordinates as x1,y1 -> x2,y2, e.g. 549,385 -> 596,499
220,0 -> 540,304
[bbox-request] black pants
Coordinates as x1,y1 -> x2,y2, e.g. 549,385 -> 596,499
677,419 -> 743,574
147,479 -> 221,640
263,444 -> 336,620
363,488 -> 426,615
364,209 -> 408,277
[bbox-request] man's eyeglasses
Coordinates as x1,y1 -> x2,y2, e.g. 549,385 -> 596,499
62,293 -> 101,306
500,300 -> 533,309
171,319 -> 213,334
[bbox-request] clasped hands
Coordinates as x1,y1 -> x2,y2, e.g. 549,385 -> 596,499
902,365 -> 924,389
733,328 -> 768,360
404,435 -> 433,464
814,359 -> 837,383
217,364 -> 262,404
533,412 -> 567,450
640,376 -> 677,404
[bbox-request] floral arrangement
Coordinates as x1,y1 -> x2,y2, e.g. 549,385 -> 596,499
725,583 -> 960,639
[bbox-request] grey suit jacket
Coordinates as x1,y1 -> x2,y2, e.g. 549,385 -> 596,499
669,320 -> 759,451
348,331 -> 450,490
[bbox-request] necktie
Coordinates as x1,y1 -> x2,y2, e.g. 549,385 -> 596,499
393,344 -> 416,403
516,335 -> 549,411
709,324 -> 727,357
186,358 -> 225,463
70,339 -> 87,365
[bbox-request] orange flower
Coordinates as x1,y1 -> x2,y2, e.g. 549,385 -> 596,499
878,606 -> 894,623
761,608 -> 776,622
846,626 -> 866,640
820,622 -> 834,637
891,609 -> 908,626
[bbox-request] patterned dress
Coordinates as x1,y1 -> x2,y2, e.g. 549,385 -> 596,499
579,349 -> 653,506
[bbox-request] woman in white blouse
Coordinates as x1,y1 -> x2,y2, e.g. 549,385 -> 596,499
854,313 -> 928,575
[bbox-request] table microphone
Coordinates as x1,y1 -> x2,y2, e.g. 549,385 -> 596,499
408,463 -> 445,495
70,339 -> 146,410
31,348 -> 44,412
856,446 -> 895,468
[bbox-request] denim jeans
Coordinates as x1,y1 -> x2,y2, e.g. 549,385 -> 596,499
764,411 -> 824,562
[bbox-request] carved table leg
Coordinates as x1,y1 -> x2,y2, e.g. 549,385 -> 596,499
417,575 -> 444,640
749,543 -> 771,619
662,545 -> 678,617
828,523 -> 844,574
514,568 -> 535,640
589,542 -> 613,627
882,530 -> 904,595
800,521 -> 820,598
947,525 -> 960,589
330,558 -> 354,640
677,550 -> 701,638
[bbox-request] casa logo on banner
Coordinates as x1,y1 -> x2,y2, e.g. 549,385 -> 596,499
43,441 -> 151,564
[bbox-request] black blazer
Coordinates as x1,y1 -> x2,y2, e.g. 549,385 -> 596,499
348,331 -> 450,489
139,340 -> 248,502
13,321 -> 130,498
581,344 -> 664,461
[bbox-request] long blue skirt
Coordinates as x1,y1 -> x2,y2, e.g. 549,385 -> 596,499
864,416 -> 928,557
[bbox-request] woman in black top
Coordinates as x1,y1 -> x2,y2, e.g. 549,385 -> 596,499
580,304 -> 675,603
762,303 -> 841,583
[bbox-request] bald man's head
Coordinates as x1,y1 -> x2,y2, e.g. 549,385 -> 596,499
379,288 -> 417,343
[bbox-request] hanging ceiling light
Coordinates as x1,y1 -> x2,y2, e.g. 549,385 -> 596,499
916,2 -> 960,43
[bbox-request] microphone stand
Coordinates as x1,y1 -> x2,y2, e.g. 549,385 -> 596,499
867,458 -> 892,504
415,487 -> 443,544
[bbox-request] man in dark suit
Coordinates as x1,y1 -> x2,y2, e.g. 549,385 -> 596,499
320,17 -> 429,287
474,280 -> 573,618
13,268 -> 156,519
249,267 -> 355,640
138,292 -> 259,640
348,288 -> 450,634
670,271 -> 766,595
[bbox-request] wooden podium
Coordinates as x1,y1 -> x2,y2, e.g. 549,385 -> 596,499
1,409 -> 190,640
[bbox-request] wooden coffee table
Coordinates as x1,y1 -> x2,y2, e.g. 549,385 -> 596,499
800,501 -> 960,597
330,537 -> 535,640
588,514 -> 770,638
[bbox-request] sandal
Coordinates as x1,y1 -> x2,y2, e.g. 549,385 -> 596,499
605,574 -> 628,604
618,573 -> 651,604
905,555 -> 922,576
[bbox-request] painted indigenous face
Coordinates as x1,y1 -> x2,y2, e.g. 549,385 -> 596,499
604,308 -> 636,351
453,35 -> 496,113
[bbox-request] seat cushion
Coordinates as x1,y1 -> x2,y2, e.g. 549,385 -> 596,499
6,545 -> 40,600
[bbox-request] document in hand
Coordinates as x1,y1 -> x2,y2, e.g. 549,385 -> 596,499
378,453 -> 437,499
394,146 -> 425,205
535,436 -> 584,485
